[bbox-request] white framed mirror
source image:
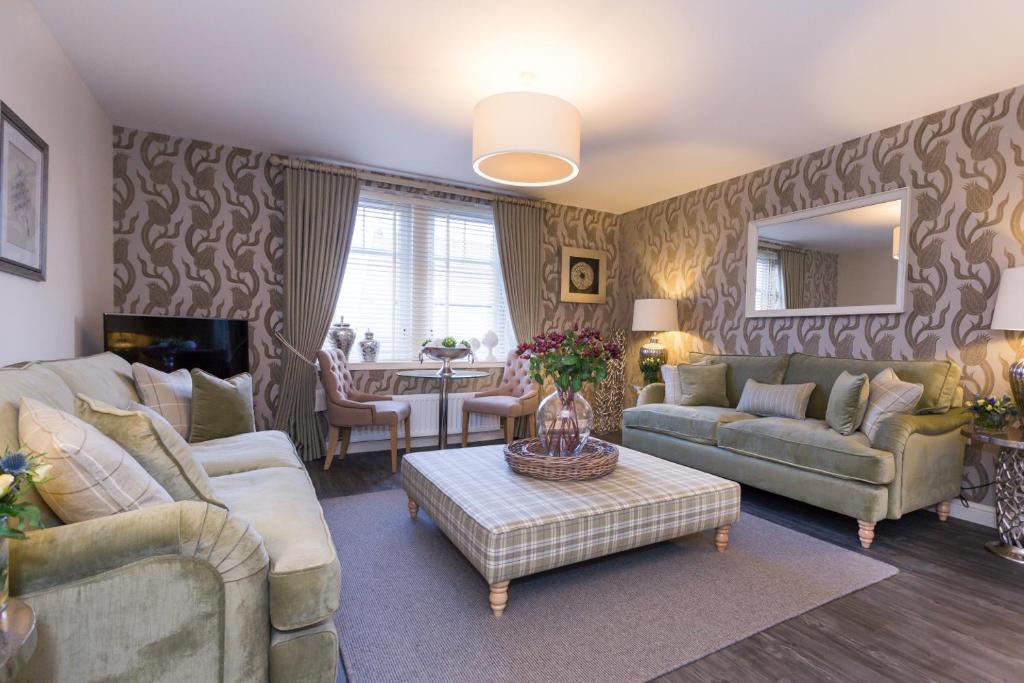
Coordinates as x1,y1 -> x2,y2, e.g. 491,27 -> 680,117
745,188 -> 910,318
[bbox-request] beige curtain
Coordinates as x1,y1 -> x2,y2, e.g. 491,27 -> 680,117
780,248 -> 806,309
493,201 -> 545,343
274,166 -> 360,460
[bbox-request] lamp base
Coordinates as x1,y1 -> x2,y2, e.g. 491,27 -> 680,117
638,335 -> 668,366
1010,355 -> 1023,418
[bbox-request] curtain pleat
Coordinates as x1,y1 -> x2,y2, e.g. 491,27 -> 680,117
780,248 -> 806,309
493,201 -> 545,343
274,166 -> 360,460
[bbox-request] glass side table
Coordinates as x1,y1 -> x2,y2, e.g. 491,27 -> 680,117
0,598 -> 36,682
396,369 -> 489,449
964,426 -> 1024,564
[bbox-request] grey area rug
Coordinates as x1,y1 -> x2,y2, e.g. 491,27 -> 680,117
324,489 -> 897,683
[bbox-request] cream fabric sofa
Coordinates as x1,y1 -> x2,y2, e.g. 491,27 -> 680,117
1,353 -> 339,683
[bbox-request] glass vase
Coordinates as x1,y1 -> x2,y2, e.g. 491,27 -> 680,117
975,412 -> 1009,434
536,389 -> 593,457
0,517 -> 8,614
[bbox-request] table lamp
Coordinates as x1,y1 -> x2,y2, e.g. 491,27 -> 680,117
632,299 -> 678,366
991,266 -> 1024,413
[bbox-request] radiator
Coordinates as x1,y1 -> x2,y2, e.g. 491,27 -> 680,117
350,392 -> 500,443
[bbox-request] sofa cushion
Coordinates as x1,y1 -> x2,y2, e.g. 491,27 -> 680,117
826,371 -> 870,436
622,404 -> 757,445
189,370 -> 256,443
672,362 -> 729,407
735,379 -> 815,419
41,352 -> 139,408
192,430 -> 302,477
860,369 -> 924,444
688,352 -> 789,408
717,417 -> 895,485
781,352 -> 960,419
132,363 -> 193,439
211,467 -> 340,630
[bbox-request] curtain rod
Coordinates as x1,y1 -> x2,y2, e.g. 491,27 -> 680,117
268,155 -> 547,209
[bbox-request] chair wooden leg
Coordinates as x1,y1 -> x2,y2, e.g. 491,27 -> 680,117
528,416 -> 536,438
404,415 -> 412,454
390,423 -> 399,474
504,417 -> 515,444
462,409 -> 470,447
857,520 -> 876,549
937,500 -> 951,522
323,426 -> 340,470
339,427 -> 351,461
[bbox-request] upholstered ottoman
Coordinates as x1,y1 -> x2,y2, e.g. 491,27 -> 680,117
401,443 -> 741,616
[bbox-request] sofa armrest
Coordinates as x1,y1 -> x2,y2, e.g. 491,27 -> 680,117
637,383 -> 665,406
871,408 -> 972,457
11,500 -> 268,596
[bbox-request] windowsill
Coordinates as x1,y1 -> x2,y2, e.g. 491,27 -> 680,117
347,360 -> 505,371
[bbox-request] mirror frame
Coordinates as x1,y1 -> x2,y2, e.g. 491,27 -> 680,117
744,187 -> 911,318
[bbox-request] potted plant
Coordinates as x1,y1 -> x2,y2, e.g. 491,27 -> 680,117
966,395 -> 1019,434
0,449 -> 50,611
516,327 -> 621,457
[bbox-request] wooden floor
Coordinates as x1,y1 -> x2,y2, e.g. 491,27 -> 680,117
307,434 -> 1024,683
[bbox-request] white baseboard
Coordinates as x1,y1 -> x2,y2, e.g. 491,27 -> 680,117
344,429 -> 503,454
941,500 -> 996,528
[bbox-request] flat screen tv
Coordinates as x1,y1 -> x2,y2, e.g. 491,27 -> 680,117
103,314 -> 249,378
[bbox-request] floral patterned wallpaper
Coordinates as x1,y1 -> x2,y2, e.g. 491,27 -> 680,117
617,85 -> 1024,505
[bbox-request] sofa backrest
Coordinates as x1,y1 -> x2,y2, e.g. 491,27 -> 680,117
688,352 -> 790,408
40,352 -> 140,408
782,352 -> 961,420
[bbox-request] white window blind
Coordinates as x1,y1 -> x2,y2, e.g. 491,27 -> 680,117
333,190 -> 516,362
755,249 -> 784,310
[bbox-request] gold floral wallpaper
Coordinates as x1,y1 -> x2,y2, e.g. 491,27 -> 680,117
113,127 -> 284,427
618,86 -> 1024,505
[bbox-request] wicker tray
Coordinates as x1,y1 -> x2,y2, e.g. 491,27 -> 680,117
503,438 -> 619,481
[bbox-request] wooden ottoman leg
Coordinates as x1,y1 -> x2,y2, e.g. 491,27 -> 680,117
858,520 -> 876,549
407,497 -> 419,519
714,524 -> 731,552
937,500 -> 951,522
489,580 -> 509,616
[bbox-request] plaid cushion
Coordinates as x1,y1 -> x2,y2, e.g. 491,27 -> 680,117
402,444 -> 741,583
861,368 -> 924,443
132,363 -> 192,438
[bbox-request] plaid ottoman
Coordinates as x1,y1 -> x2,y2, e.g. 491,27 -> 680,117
401,443 -> 741,616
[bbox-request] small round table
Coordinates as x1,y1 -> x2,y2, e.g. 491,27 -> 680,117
396,369 -> 489,449
964,426 -> 1024,564
0,598 -> 37,682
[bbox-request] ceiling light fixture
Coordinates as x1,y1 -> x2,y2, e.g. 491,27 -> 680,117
472,92 -> 581,187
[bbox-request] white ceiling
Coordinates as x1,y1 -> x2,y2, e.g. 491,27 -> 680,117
32,0 -> 1024,214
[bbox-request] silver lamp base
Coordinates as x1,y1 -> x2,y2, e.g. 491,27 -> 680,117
986,540 -> 1024,564
639,335 -> 668,365
1010,355 -> 1023,418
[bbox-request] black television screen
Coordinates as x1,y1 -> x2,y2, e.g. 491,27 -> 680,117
103,314 -> 249,378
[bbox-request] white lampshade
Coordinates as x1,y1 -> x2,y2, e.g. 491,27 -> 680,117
472,92 -> 581,187
992,266 -> 1024,330
632,299 -> 679,332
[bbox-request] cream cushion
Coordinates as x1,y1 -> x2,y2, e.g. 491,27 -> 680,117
19,397 -> 172,523
132,363 -> 193,439
860,368 -> 925,443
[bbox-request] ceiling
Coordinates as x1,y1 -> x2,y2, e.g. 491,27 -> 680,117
32,0 -> 1024,214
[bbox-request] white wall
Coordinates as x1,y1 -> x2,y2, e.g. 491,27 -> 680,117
836,247 -> 899,307
0,0 -> 112,365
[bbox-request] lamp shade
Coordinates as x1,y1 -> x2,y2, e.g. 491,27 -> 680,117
632,299 -> 679,332
992,266 -> 1024,330
472,92 -> 581,187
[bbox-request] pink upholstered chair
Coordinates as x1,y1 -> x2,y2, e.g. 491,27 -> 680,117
318,348 -> 411,473
462,350 -> 539,445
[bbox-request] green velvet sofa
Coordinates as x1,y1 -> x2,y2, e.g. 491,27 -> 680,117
622,352 -> 971,549
0,353 -> 340,683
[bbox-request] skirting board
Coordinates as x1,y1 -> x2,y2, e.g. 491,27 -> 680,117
940,500 -> 996,528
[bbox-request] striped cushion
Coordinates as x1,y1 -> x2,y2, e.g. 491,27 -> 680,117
736,379 -> 815,419
660,364 -> 680,404
18,397 -> 172,523
132,363 -> 192,439
860,368 -> 925,443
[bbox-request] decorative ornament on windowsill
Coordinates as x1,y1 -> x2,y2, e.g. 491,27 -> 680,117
328,317 -> 355,358
516,327 -> 622,457
359,330 -> 380,363
481,330 -> 499,362
632,298 -> 679,373
419,336 -> 474,377
991,266 -> 1024,415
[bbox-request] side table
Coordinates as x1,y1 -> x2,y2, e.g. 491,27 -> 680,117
396,369 -> 489,449
964,426 -> 1024,564
0,598 -> 36,682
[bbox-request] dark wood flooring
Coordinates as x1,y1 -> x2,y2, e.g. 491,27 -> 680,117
306,434 -> 1024,683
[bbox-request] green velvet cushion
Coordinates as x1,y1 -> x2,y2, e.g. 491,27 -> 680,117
688,352 -> 790,408
189,370 -> 256,444
622,404 -> 756,444
781,352 -> 961,419
41,352 -> 140,409
75,394 -> 226,508
716,417 -> 896,485
825,371 -> 870,436
735,379 -> 815,419
191,430 -> 303,477
674,362 -> 729,407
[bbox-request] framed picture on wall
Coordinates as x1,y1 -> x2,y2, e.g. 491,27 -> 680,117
560,246 -> 607,304
0,103 -> 48,281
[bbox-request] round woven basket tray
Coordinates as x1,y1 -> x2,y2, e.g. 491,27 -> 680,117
503,437 -> 619,481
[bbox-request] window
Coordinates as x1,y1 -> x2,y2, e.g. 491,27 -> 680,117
333,189 -> 515,362
755,248 -> 784,310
